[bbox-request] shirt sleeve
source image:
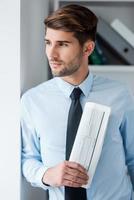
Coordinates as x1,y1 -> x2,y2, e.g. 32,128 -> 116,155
120,89 -> 134,190
21,94 -> 49,190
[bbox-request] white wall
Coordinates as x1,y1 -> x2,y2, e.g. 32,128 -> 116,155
0,1 -> 20,200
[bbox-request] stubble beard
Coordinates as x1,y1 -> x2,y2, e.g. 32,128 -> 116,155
50,52 -> 83,77
52,63 -> 80,77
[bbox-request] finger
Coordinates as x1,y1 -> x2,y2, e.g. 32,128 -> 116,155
64,173 -> 88,185
65,161 -> 87,174
65,161 -> 86,172
64,179 -> 82,188
65,167 -> 89,181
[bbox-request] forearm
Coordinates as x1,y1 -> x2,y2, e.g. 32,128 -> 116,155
22,158 -> 49,190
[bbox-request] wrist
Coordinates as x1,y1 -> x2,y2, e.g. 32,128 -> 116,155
42,170 -> 50,186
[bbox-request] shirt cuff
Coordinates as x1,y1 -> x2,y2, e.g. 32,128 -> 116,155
31,165 -> 50,190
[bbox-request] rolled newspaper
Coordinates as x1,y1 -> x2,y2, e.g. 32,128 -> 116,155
69,102 -> 111,188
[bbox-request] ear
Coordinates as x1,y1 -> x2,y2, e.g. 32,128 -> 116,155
83,40 -> 95,56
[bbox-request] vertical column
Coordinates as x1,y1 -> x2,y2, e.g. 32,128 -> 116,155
21,0 -> 49,199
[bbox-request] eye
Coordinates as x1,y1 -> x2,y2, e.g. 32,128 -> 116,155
59,42 -> 69,47
45,40 -> 51,45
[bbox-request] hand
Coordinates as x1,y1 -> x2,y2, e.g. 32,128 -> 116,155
42,161 -> 89,187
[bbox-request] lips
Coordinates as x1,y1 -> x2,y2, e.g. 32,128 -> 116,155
49,61 -> 62,68
50,62 -> 61,65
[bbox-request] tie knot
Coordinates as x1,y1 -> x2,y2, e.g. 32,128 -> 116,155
70,88 -> 82,100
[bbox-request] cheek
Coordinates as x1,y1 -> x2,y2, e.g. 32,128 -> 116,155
61,49 -> 76,60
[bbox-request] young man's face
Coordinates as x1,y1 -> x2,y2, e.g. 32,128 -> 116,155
45,28 -> 85,77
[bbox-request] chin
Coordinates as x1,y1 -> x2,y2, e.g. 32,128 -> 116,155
51,68 -> 64,77
51,70 -> 61,77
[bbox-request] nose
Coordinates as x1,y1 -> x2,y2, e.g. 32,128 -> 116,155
47,45 -> 59,60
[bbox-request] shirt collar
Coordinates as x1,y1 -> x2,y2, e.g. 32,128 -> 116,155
55,71 -> 93,98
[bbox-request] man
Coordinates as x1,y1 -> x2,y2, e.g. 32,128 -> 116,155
21,4 -> 134,200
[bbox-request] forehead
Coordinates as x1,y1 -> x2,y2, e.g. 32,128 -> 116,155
45,28 -> 77,42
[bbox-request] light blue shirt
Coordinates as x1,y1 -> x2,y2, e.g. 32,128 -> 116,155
21,72 -> 134,200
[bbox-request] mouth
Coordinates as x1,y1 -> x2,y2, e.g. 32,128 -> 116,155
49,62 -> 62,68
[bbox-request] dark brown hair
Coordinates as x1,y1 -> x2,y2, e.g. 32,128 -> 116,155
44,4 -> 98,46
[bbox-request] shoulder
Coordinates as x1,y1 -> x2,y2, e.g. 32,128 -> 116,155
92,74 -> 134,108
21,78 -> 56,104
92,74 -> 129,93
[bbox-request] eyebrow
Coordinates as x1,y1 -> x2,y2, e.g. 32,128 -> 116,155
44,39 -> 72,43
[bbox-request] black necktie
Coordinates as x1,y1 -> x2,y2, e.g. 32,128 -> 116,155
65,87 -> 87,200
